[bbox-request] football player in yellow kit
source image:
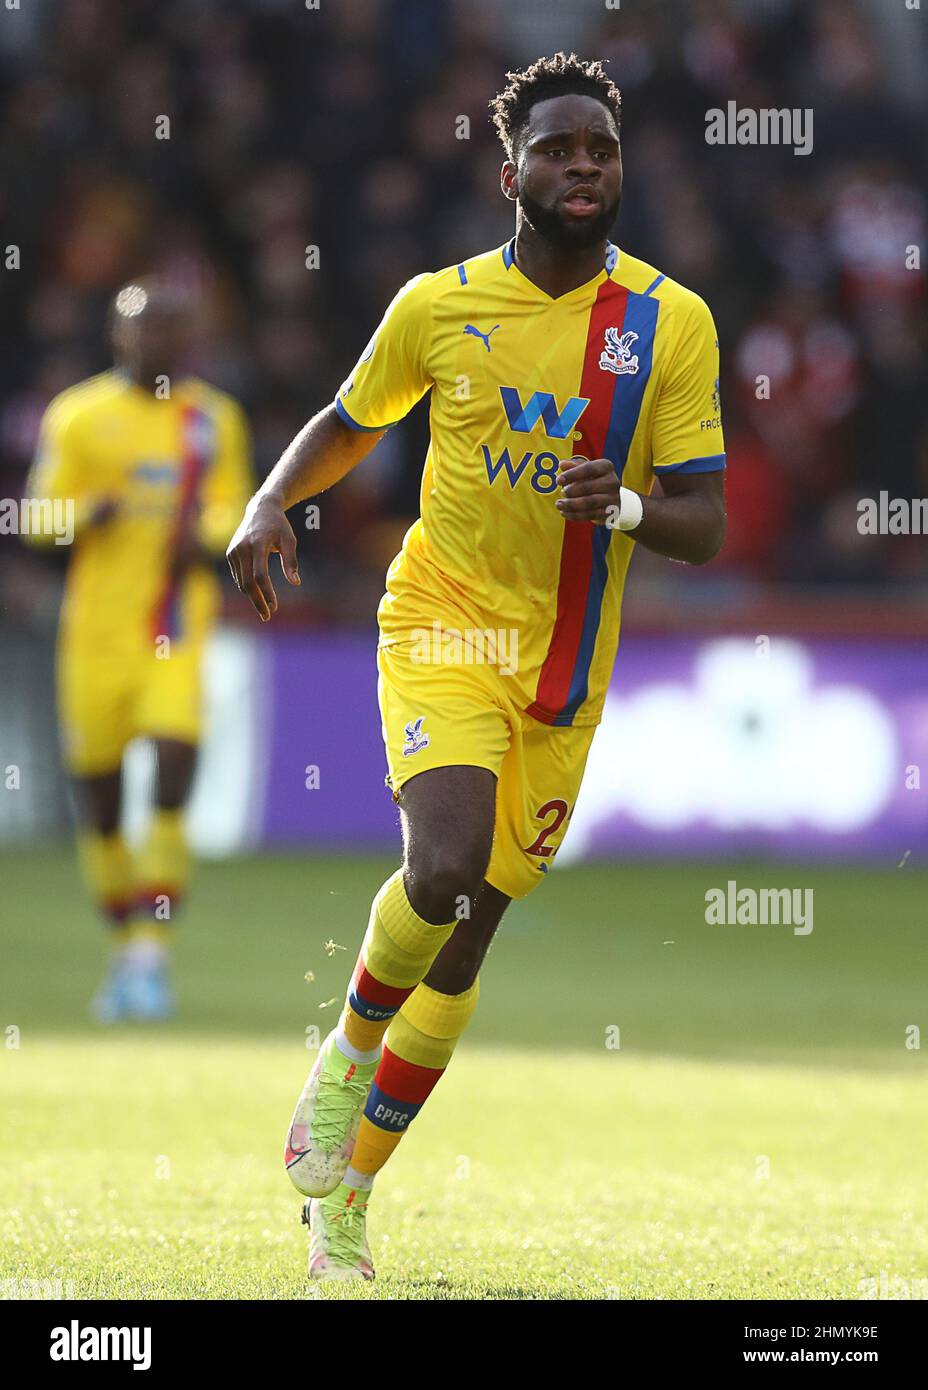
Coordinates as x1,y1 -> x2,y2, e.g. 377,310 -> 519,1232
27,280 -> 252,1020
227,53 -> 726,1279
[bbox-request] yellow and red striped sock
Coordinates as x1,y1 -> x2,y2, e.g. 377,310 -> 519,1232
348,978 -> 480,1178
77,830 -> 132,940
126,808 -> 190,946
338,869 -> 457,1057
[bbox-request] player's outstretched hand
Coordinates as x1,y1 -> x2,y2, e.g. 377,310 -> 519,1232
226,495 -> 300,622
555,457 -> 620,525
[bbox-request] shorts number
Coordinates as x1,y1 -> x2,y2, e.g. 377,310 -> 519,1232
525,798 -> 569,858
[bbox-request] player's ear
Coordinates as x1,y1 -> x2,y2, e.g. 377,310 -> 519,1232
500,160 -> 518,201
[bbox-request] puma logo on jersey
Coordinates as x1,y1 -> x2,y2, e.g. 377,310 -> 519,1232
463,323 -> 500,352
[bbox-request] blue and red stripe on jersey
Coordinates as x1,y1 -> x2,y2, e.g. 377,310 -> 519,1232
348,963 -> 415,1023
526,283 -> 660,727
151,403 -> 214,643
363,1047 -> 445,1132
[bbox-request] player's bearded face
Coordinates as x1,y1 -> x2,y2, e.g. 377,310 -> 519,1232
518,182 -> 621,251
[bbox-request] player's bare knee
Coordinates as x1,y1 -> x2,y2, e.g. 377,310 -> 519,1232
155,739 -> 197,808
73,773 -> 122,835
406,845 -> 489,924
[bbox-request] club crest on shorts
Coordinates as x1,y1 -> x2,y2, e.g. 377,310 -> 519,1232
599,327 -> 640,375
402,716 -> 430,757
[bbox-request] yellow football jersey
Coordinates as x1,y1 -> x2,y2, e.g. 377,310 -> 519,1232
27,371 -> 252,656
336,239 -> 724,727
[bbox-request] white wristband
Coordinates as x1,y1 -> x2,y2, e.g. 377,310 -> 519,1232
617,486 -> 644,532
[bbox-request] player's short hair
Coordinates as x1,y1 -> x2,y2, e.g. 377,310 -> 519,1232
489,52 -> 622,160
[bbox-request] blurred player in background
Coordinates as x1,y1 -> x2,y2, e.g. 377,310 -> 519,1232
26,280 -> 252,1021
228,54 -> 726,1281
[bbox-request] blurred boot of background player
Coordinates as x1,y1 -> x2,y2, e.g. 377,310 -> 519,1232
25,280 -> 252,1021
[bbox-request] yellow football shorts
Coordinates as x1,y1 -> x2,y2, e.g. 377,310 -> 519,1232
377,640 -> 597,900
58,639 -> 204,776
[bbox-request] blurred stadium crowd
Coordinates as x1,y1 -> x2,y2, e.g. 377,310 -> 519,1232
1,0 -> 926,629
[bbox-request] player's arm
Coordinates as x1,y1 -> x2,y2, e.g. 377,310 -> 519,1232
23,399 -> 116,547
556,461 -> 725,564
228,273 -> 433,621
557,291 -> 726,564
226,405 -> 384,620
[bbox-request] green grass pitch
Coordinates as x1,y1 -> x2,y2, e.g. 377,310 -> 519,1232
1,847 -> 926,1300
